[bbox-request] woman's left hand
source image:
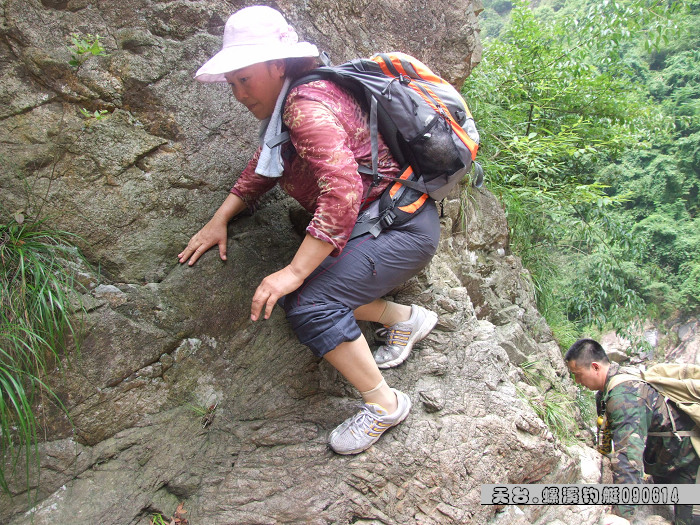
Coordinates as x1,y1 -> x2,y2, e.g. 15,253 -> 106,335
250,265 -> 304,321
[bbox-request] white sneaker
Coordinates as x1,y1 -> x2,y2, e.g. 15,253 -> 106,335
328,389 -> 411,455
373,305 -> 438,369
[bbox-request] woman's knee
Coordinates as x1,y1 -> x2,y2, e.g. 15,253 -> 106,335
283,300 -> 362,358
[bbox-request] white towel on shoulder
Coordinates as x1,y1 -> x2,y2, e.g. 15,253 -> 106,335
255,77 -> 291,178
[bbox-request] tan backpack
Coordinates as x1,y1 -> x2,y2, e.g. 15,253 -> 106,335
606,363 -> 700,456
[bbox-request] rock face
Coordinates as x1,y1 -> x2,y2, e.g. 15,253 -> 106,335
600,316 -> 700,365
667,316 -> 700,364
1,1 -> 605,524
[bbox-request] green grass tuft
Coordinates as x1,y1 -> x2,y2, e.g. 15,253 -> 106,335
0,215 -> 85,493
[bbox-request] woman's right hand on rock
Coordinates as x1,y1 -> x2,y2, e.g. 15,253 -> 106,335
178,194 -> 247,266
178,217 -> 228,266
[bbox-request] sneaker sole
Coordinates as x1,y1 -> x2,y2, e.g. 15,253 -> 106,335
377,309 -> 438,369
330,391 -> 412,455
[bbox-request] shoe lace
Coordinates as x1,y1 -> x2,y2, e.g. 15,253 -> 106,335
385,326 -> 410,346
349,405 -> 379,436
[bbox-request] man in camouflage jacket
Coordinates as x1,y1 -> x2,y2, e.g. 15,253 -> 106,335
566,338 -> 700,525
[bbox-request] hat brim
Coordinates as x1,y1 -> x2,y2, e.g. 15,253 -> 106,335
195,42 -> 319,83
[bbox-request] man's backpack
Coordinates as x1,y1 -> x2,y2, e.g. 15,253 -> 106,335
277,52 -> 483,239
606,363 -> 700,456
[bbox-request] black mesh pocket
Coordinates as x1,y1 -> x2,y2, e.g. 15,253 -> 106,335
408,117 -> 465,181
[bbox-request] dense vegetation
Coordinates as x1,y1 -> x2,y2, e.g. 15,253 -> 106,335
0,214 -> 83,492
465,0 -> 700,350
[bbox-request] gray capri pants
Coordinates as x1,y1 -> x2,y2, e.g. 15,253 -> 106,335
280,200 -> 440,357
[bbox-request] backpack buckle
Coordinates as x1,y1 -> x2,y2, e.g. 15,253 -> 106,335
379,210 -> 396,229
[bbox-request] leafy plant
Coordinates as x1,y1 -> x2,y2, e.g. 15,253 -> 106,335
68,32 -> 107,67
79,108 -> 109,121
186,401 -> 218,428
150,513 -> 169,525
0,213 -> 85,492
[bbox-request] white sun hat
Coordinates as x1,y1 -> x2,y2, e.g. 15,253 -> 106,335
195,5 -> 319,83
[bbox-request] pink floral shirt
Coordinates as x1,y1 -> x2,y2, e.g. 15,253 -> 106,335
231,80 -> 399,256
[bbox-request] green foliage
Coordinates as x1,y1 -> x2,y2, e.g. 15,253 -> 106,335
679,261 -> 700,307
564,247 -> 648,344
574,385 -> 597,427
517,360 -> 579,442
600,20 -> 700,314
150,513 -> 169,525
478,7 -> 507,38
0,214 -> 84,493
68,32 -> 107,67
79,108 -> 109,120
487,0 -> 514,15
465,0 -> 695,346
534,389 -> 579,442
80,108 -> 109,122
